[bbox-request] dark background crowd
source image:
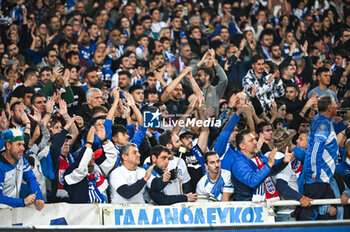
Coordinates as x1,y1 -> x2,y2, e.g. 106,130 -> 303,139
0,0 -> 350,222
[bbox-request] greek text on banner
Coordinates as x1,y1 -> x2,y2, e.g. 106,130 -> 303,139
102,202 -> 275,226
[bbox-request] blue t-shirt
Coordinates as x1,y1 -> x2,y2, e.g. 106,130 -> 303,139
307,87 -> 338,103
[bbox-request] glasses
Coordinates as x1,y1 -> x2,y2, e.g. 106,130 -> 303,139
40,26 -> 47,29
129,55 -> 136,58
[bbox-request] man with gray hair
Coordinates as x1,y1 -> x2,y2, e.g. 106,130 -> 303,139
172,43 -> 192,73
300,95 -> 350,220
77,88 -> 102,123
109,143 -> 168,203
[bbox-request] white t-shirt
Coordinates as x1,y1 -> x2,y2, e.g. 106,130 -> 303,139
143,156 -> 191,195
109,165 -> 154,204
3,82 -> 21,103
196,169 -> 233,201
165,157 -> 191,195
151,22 -> 167,34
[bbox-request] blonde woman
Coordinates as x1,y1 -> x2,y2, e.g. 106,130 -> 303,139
280,31 -> 303,59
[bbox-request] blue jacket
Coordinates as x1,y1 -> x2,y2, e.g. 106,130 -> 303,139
0,152 -> 43,207
304,114 -> 347,184
213,113 -> 240,171
231,151 -> 287,201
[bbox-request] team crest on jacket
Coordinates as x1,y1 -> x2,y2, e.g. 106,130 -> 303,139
292,159 -> 302,172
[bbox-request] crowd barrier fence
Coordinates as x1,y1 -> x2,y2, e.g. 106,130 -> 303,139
0,199 -> 350,231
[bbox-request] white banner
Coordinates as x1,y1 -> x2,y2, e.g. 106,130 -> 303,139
0,203 -> 101,226
102,201 -> 275,226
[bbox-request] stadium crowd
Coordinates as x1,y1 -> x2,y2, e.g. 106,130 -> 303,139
0,0 -> 350,222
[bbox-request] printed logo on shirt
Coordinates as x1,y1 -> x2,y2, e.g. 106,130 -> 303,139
143,111 -> 161,128
265,178 -> 276,194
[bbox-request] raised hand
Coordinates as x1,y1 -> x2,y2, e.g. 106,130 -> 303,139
86,125 -> 95,145
289,42 -> 297,55
195,93 -> 204,109
300,40 -> 308,55
52,67 -> 61,80
0,111 -> 9,130
20,110 -> 31,125
28,106 -> 42,122
283,146 -> 294,163
111,87 -> 120,103
236,104 -> 248,116
182,66 -> 193,76
249,39 -> 256,50
61,69 -> 70,87
209,48 -> 216,61
239,39 -> 247,51
57,99 -> 68,117
251,85 -> 257,98
257,135 -> 265,151
268,148 -> 277,168
144,164 -> 155,181
270,102 -> 277,118
186,96 -> 197,114
123,91 -> 136,107
198,51 -> 211,66
45,96 -> 55,115
228,94 -> 239,108
299,84 -> 310,100
55,89 -> 62,103
64,116 -> 76,131
94,121 -> 106,140
75,115 -> 84,129
121,104 -> 131,118
305,94 -> 318,108
224,60 -> 231,71
162,167 -> 171,182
